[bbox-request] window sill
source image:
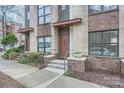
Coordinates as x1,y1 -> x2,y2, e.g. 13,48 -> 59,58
37,23 -> 51,26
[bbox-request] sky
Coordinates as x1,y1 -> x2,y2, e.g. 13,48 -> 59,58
0,5 -> 25,27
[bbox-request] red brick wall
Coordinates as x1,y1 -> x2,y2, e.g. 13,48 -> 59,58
121,62 -> 124,75
68,59 -> 85,73
88,11 -> 119,32
37,24 -> 51,37
85,57 -> 121,73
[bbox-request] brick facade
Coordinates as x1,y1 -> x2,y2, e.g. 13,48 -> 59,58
85,57 -> 121,73
68,58 -> 86,73
25,5 -> 124,59
88,11 -> 119,32
37,24 -> 51,37
67,56 -> 124,75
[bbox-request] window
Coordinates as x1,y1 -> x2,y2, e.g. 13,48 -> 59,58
58,5 -> 69,21
45,15 -> 51,23
89,5 -> 118,15
89,30 -> 118,57
45,6 -> 51,14
38,5 -> 51,24
25,5 -> 30,27
89,5 -> 102,14
39,8 -> 44,16
38,36 -> 51,53
61,5 -> 66,10
103,5 -> 118,11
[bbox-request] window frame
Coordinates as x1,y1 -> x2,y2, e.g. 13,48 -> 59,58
37,36 -> 51,53
88,30 -> 119,57
88,5 -> 119,15
25,5 -> 30,27
38,5 -> 51,25
58,5 -> 70,21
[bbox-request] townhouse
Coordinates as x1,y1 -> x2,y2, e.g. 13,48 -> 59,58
18,5 -> 124,58
0,21 -> 23,48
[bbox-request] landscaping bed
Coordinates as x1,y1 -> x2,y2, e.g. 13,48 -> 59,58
18,52 -> 46,68
1,45 -> 25,60
65,70 -> 124,88
0,71 -> 26,88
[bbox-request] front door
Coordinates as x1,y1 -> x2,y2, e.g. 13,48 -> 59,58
59,27 -> 69,58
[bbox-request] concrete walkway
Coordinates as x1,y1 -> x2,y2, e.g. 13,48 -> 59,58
0,56 -> 62,88
48,76 -> 106,88
0,58 -> 39,79
0,55 -> 106,88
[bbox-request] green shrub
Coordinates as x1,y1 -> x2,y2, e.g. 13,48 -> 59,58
9,53 -> 20,60
17,45 -> 25,52
27,52 -> 44,63
18,52 -> 45,64
1,54 -> 8,59
18,57 -> 28,64
1,45 -> 25,59
1,33 -> 17,48
2,48 -> 15,59
64,70 -> 71,76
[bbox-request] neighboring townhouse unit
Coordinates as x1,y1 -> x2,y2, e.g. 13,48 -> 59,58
0,21 -> 23,48
18,5 -> 124,58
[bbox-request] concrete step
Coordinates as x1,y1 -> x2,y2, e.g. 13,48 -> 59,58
15,58 -> 20,60
51,59 -> 66,63
47,64 -> 67,70
47,65 -> 64,70
48,63 -> 64,67
50,60 -> 67,65
46,59 -> 67,74
45,67 -> 65,74
50,62 -> 65,65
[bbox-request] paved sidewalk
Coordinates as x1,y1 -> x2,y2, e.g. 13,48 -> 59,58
0,58 -> 39,79
0,56 -> 61,88
17,69 -> 60,87
48,76 -> 106,88
0,55 -> 106,88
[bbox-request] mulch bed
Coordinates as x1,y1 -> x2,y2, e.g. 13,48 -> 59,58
0,71 -> 26,88
67,70 -> 124,88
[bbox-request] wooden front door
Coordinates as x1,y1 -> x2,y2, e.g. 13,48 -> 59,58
59,28 -> 69,58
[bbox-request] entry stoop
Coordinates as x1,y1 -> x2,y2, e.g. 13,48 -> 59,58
45,59 -> 67,74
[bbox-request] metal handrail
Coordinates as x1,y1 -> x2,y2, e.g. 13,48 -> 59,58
63,48 -> 70,71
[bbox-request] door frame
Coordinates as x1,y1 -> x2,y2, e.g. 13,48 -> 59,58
58,27 -> 70,59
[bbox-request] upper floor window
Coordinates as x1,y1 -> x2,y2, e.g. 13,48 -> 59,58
25,5 -> 30,27
58,5 -> 69,21
38,5 -> 51,24
61,5 -> 66,10
89,5 -> 118,15
103,5 -> 118,11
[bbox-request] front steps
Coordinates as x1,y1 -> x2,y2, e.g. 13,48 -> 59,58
45,59 -> 67,74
